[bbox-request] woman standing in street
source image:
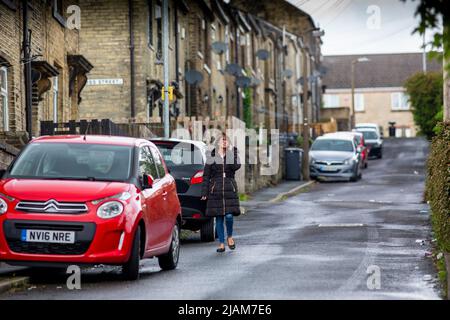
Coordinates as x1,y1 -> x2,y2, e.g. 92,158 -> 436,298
201,133 -> 241,253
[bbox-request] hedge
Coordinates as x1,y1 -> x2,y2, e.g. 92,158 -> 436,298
426,122 -> 450,252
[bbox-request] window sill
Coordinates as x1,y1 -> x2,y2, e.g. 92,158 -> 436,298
391,109 -> 411,112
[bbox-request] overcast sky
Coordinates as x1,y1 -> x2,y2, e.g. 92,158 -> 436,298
287,0 -> 436,56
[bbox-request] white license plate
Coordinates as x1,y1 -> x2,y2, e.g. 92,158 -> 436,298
21,229 -> 75,244
321,165 -> 337,172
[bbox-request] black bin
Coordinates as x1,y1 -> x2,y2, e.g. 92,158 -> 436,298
285,148 -> 303,181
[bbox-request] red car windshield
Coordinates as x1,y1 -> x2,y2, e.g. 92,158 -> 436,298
8,143 -> 133,182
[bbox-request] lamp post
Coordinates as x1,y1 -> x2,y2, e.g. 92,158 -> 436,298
351,57 -> 370,129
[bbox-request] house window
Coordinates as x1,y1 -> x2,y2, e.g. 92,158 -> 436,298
52,0 -> 66,27
391,92 -> 410,110
323,94 -> 340,108
0,67 -> 9,131
52,76 -> 59,123
355,93 -> 365,112
147,0 -> 153,47
155,2 -> 162,59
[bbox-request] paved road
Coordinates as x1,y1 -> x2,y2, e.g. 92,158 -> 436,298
0,138 -> 441,299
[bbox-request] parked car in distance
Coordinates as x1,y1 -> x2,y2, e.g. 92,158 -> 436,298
310,135 -> 362,182
355,128 -> 383,159
326,131 -> 368,169
151,138 -> 215,242
355,123 -> 383,139
0,135 -> 182,280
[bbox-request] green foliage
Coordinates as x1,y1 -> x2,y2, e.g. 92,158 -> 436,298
296,135 -> 313,148
425,122 -> 450,253
433,109 -> 444,135
404,72 -> 443,139
243,87 -> 253,129
404,0 -> 449,72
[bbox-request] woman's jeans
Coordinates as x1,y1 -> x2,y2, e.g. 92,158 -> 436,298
216,214 -> 234,244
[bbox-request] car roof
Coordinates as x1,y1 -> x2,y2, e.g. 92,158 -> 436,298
150,138 -> 206,150
355,128 -> 378,132
355,123 -> 378,128
325,131 -> 358,138
316,134 -> 354,142
32,135 -> 151,147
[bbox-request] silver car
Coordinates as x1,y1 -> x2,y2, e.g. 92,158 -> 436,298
309,135 -> 362,182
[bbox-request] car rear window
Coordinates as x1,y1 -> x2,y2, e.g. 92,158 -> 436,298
359,131 -> 379,140
9,143 -> 133,181
311,139 -> 354,152
154,142 -> 204,168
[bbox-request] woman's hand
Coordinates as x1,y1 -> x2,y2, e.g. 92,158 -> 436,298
201,196 -> 207,201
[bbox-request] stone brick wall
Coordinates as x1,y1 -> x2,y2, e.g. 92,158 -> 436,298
1,0 -> 85,137
0,142 -> 19,170
79,0 -> 185,123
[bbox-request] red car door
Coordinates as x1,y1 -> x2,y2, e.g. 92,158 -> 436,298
150,146 -> 176,244
138,146 -> 166,250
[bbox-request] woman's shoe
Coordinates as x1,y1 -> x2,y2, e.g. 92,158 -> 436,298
217,245 -> 225,253
227,238 -> 236,250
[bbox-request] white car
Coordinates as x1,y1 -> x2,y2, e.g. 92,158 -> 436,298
355,123 -> 383,139
355,128 -> 383,159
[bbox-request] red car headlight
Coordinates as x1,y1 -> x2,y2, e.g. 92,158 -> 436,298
0,198 -> 7,215
97,201 -> 124,219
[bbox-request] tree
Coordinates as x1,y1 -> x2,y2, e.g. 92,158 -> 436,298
403,0 -> 449,122
404,72 -> 443,139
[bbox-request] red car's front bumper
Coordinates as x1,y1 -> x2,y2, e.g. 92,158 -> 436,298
0,210 -> 136,266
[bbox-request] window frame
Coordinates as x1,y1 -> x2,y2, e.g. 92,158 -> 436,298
391,92 -> 410,111
52,0 -> 67,28
150,146 -> 166,179
354,93 -> 365,112
139,146 -> 159,180
323,94 -> 340,109
0,67 -> 9,131
147,0 -> 154,48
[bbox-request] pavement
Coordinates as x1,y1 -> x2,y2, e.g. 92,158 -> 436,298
0,137 -> 444,300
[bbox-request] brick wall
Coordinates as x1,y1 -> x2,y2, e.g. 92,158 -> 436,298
1,0 -> 85,137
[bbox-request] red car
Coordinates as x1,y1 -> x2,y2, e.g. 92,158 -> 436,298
350,131 -> 369,169
0,135 -> 181,280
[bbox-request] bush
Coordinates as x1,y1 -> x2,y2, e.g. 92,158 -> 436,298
426,122 -> 450,252
404,72 -> 443,140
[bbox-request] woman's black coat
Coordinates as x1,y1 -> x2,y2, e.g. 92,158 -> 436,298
201,147 -> 241,217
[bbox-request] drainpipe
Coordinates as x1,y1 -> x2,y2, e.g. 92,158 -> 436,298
235,28 -> 240,119
174,7 -> 180,120
22,0 -> 32,139
128,0 -> 136,120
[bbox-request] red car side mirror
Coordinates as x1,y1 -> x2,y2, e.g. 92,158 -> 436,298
142,174 -> 154,189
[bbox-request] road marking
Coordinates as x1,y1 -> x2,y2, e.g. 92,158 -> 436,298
318,223 -> 366,228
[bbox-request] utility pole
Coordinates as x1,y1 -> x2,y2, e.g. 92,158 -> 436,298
301,50 -> 310,181
351,60 -> 356,129
422,31 -> 427,73
162,0 -> 170,138
351,57 -> 370,129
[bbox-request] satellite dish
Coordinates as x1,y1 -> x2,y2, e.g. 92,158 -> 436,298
282,69 -> 293,79
256,49 -> 270,61
185,70 -> 204,86
212,42 -> 227,55
236,76 -> 251,88
250,77 -> 262,87
225,63 -> 243,77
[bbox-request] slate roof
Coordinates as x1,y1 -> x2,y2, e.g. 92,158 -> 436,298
322,53 -> 442,89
